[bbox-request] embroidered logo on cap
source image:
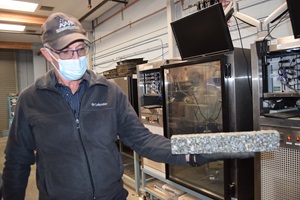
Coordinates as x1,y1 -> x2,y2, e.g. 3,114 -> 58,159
56,18 -> 79,33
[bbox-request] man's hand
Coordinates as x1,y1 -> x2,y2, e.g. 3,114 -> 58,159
188,152 -> 255,166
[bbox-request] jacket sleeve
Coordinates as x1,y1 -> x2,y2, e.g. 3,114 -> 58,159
2,95 -> 36,200
115,86 -> 189,166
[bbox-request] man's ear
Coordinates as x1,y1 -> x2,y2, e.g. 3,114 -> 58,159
40,47 -> 54,62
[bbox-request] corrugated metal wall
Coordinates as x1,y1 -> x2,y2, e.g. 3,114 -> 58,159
0,50 -> 17,133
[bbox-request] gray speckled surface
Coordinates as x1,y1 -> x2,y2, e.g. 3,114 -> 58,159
171,130 -> 280,154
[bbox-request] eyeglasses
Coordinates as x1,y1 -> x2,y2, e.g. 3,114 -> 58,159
49,45 -> 90,60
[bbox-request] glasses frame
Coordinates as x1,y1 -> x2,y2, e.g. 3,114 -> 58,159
47,45 -> 90,60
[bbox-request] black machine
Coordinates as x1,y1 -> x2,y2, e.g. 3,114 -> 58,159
162,3 -> 254,199
286,0 -> 300,39
161,49 -> 254,200
170,3 -> 233,60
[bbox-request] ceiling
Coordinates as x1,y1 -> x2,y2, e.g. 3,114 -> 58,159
0,0 -> 127,48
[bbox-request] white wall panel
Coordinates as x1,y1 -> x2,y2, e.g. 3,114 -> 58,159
93,0 -> 170,73
92,0 -> 294,73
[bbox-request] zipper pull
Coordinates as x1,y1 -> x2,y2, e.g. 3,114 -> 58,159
76,118 -> 80,129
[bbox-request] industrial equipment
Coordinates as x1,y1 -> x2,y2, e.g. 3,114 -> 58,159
137,60 -> 180,175
162,48 -> 254,200
251,36 -> 300,200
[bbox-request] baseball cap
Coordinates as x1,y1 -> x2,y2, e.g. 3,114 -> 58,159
41,12 -> 90,50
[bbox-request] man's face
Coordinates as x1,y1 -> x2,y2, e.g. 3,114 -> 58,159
42,40 -> 89,69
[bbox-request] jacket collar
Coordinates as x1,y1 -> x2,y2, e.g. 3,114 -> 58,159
35,69 -> 108,90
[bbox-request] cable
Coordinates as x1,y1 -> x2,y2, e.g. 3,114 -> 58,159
262,11 -> 289,42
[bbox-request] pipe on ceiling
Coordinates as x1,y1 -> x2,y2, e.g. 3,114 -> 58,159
79,0 -> 110,22
93,0 -> 139,29
93,6 -> 166,43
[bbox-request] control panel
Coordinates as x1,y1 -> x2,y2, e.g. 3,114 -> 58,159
266,55 -> 300,93
143,71 -> 161,96
137,60 -> 182,127
137,61 -> 165,127
259,36 -> 300,115
137,61 -> 169,174
261,121 -> 300,150
277,128 -> 300,150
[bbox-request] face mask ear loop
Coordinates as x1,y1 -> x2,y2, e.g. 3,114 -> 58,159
45,47 -> 58,62
45,48 -> 60,71
44,48 -> 66,80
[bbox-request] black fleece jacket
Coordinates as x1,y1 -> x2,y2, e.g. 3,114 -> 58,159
2,69 -> 188,200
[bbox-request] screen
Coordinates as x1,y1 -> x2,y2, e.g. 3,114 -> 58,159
286,0 -> 300,39
171,3 -> 233,60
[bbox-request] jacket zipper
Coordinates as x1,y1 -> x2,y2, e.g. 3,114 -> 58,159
76,118 -> 96,200
49,84 -> 96,199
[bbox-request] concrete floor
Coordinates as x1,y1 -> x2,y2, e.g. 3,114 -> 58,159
0,136 -> 141,200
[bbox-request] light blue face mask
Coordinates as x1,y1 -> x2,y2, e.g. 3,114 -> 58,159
56,56 -> 87,81
46,48 -> 87,81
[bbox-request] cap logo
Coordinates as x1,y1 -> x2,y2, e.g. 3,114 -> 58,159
56,18 -> 79,33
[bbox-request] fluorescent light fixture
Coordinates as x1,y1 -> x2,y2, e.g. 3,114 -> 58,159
0,0 -> 38,12
0,23 -> 25,31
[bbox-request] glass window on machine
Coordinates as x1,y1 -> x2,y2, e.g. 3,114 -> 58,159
163,60 -> 224,198
164,61 -> 223,135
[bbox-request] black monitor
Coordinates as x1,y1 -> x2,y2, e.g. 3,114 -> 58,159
171,3 -> 234,60
286,0 -> 300,39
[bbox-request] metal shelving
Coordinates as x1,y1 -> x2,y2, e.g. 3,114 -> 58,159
140,167 -> 212,200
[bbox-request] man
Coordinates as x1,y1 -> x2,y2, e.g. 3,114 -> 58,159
2,12 -> 252,200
